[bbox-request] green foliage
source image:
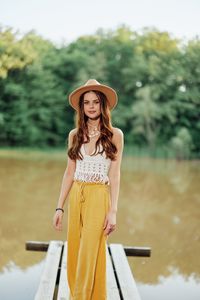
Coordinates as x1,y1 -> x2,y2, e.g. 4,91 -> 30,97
170,127 -> 193,159
0,26 -> 38,78
131,86 -> 162,148
0,25 -> 199,158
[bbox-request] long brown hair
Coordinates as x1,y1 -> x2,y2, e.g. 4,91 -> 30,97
67,90 -> 117,161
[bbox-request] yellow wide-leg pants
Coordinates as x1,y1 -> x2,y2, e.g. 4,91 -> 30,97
67,180 -> 110,300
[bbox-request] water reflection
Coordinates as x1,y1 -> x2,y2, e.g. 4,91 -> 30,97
0,259 -> 45,300
138,267 -> 200,300
0,150 -> 200,299
118,157 -> 200,285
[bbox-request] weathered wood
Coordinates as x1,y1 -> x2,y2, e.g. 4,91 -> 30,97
124,246 -> 151,257
26,241 -> 49,252
34,240 -> 63,300
106,244 -> 121,300
26,241 -> 151,257
26,240 -> 149,300
57,241 -> 70,300
109,243 -> 141,300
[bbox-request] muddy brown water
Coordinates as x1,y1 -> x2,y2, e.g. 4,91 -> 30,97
0,150 -> 199,299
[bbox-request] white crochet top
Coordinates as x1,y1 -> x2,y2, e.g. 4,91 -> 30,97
73,142 -> 111,184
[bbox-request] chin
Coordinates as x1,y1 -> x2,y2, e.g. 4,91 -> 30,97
87,112 -> 100,118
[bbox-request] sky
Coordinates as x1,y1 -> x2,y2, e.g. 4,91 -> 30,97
0,0 -> 200,45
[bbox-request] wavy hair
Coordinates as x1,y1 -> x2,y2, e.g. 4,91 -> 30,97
67,90 -> 117,161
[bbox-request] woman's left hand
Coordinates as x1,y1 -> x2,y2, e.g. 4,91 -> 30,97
103,210 -> 117,236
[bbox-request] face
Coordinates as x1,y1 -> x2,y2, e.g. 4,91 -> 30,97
83,91 -> 101,119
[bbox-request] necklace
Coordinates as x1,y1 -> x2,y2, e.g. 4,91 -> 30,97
87,122 -> 100,138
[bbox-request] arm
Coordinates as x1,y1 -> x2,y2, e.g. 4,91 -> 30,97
56,129 -> 77,210
103,128 -> 124,236
108,128 -> 124,213
53,129 -> 77,231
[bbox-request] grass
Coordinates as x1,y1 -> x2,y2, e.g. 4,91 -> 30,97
0,146 -> 67,161
0,145 -> 198,160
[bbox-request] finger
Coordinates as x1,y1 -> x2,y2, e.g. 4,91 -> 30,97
56,220 -> 62,228
104,223 -> 109,231
104,225 -> 111,235
58,221 -> 62,227
54,221 -> 58,229
57,224 -> 62,231
57,216 -> 62,225
106,229 -> 112,236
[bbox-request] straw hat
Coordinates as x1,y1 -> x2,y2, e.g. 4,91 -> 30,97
68,79 -> 118,111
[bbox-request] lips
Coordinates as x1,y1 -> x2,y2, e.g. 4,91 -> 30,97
89,111 -> 96,113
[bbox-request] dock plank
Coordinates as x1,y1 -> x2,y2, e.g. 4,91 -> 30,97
34,240 -> 63,300
57,241 -> 70,300
25,240 -> 147,300
109,243 -> 141,300
106,244 -> 121,300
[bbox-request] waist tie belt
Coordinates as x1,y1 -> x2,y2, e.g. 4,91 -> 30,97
74,180 -> 109,203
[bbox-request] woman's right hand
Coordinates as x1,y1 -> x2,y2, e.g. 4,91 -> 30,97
53,211 -> 64,231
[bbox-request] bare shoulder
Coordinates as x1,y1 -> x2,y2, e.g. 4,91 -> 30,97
112,127 -> 124,141
68,128 -> 78,148
69,128 -> 78,137
111,127 -> 124,154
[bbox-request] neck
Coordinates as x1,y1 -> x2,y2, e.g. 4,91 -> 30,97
87,117 -> 100,128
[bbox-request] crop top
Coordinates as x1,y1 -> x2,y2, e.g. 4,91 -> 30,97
73,142 -> 111,184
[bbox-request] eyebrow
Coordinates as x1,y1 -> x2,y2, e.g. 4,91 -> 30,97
83,98 -> 99,101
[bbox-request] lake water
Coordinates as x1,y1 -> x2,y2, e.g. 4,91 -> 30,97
0,149 -> 199,300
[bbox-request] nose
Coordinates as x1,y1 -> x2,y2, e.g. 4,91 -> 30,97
89,103 -> 94,108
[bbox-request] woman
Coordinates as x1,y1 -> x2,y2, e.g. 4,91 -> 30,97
53,79 -> 124,300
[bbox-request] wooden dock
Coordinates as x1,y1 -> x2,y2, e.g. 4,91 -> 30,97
25,240 -> 151,300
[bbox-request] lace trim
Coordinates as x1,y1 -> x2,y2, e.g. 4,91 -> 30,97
74,171 -> 109,183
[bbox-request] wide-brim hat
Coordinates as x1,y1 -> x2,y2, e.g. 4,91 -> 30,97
68,79 -> 118,111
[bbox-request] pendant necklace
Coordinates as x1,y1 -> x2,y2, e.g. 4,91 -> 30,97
87,122 -> 100,139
